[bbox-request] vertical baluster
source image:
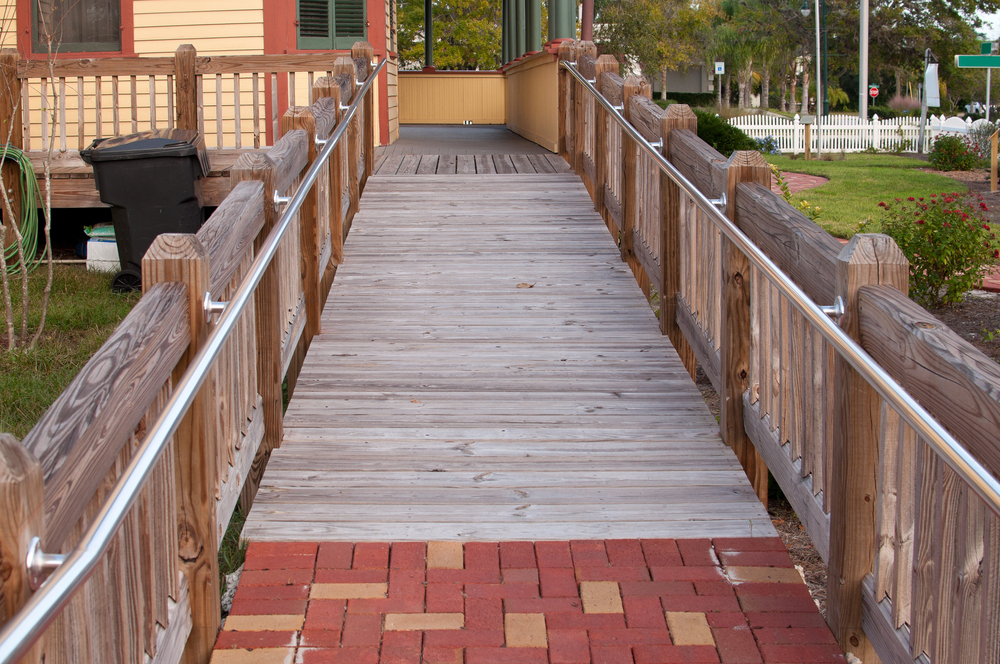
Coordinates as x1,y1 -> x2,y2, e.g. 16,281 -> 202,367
307,71 -> 314,105
288,71 -> 296,108
893,419 -> 916,629
252,73 -> 260,148
167,74 -> 174,128
875,402 -> 900,600
770,281 -> 782,434
196,74 -> 205,138
233,72 -> 242,149
130,74 -> 137,134
40,78 -> 48,151
955,485 -> 987,663
58,77 -> 66,152
111,75 -> 119,136
757,269 -> 771,417
18,78 -> 28,151
216,73 -> 223,148
809,324 -> 824,494
749,265 -> 760,406
149,75 -> 157,129
271,72 -> 278,141
77,77 -> 84,151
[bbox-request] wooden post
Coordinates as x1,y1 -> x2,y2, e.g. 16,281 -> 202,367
141,234 -> 218,664
804,122 -> 812,161
593,55 -> 617,222
351,41 -> 375,187
333,57 -> 360,228
174,45 -> 197,132
0,49 -> 22,254
0,434 -> 44,663
313,77 -> 344,268
557,41 -> 576,162
281,107 -> 322,343
230,153 -> 284,509
827,233 -> 908,662
659,104 -> 698,380
719,151 -> 770,504
620,76 -> 648,266
572,41 -> 597,176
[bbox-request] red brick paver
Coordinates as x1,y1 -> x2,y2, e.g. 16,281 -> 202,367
212,539 -> 845,664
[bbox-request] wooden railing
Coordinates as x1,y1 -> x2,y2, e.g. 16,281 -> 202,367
1,44 -> 376,152
560,40 -> 1000,664
0,42 -> 377,664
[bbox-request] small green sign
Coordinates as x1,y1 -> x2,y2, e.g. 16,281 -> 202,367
983,42 -> 998,55
955,54 -> 1000,68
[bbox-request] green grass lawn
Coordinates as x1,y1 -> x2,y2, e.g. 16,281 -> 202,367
765,153 -> 962,238
0,265 -> 140,438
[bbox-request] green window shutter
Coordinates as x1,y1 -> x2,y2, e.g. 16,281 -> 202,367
298,0 -> 365,50
299,0 -> 334,49
333,0 -> 366,49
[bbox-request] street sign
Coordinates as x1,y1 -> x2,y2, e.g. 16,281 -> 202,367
870,86 -> 878,99
983,42 -> 999,55
955,54 -> 1000,68
714,62 -> 724,75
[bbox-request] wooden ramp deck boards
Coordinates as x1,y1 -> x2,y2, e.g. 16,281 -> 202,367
243,172 -> 776,541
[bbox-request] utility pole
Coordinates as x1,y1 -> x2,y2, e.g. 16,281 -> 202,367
859,0 -> 868,120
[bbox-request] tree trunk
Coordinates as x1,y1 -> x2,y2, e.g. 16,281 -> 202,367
801,67 -> 810,114
789,69 -> 797,115
779,76 -> 787,112
762,62 -> 770,110
738,61 -> 753,109
662,68 -> 668,102
723,72 -> 731,109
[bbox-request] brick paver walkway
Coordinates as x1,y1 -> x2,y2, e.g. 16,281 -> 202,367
770,172 -> 828,196
211,539 -> 845,664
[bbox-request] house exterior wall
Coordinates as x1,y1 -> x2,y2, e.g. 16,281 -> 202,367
133,0 -> 264,57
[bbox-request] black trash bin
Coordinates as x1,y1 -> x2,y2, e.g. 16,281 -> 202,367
81,129 -> 210,291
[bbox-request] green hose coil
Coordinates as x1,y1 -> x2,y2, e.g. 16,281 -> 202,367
1,144 -> 41,275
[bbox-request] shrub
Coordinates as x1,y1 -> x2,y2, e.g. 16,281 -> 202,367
887,95 -> 921,112
755,135 -> 781,155
863,193 -> 998,307
967,120 -> 997,163
695,111 -> 757,156
929,135 -> 978,171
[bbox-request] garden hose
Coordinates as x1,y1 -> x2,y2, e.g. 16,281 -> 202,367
1,144 -> 40,275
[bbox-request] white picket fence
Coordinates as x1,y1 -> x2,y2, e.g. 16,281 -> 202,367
729,113 -> 979,154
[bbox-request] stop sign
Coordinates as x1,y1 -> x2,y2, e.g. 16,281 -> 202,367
870,86 -> 879,99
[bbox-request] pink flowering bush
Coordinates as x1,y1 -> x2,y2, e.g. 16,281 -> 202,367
867,192 -> 998,307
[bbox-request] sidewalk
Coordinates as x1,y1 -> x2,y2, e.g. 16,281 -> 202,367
211,538 -> 845,663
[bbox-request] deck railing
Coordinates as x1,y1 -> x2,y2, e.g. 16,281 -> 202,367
0,42 -> 381,664
1,44 -> 376,152
561,41 -> 1000,664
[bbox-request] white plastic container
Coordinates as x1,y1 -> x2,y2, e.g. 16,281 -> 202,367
86,238 -> 120,272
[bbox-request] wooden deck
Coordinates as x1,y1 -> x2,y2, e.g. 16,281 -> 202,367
242,169 -> 774,542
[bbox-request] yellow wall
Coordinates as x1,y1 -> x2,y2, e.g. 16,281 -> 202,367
0,0 -> 15,49
504,52 -> 558,152
133,0 -> 264,57
398,72 -> 505,125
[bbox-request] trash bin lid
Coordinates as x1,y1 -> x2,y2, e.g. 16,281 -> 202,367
81,129 -> 210,177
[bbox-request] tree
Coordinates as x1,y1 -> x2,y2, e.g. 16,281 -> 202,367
595,0 -> 716,86
1,0 -> 59,351
397,0 -> 502,70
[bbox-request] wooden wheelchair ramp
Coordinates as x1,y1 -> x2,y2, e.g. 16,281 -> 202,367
242,172 -> 775,541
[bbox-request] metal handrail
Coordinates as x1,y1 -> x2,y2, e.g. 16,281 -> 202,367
0,58 -> 387,664
561,61 -> 1000,518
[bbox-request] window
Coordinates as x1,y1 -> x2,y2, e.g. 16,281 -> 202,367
33,0 -> 121,53
298,0 -> 366,50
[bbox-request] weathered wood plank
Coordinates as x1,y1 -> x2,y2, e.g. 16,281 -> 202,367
22,284 -> 190,550
244,173 -> 774,543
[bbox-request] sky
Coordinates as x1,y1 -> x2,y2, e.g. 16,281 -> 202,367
980,11 -> 1000,41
